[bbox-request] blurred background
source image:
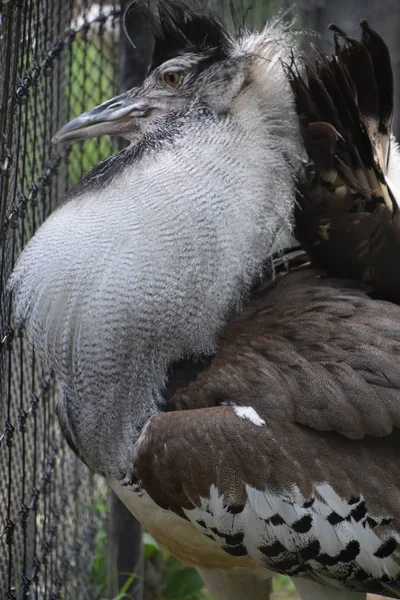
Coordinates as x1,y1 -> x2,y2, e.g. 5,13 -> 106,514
0,0 -> 399,598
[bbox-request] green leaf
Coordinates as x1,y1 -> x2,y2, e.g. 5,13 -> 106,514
118,571 -> 137,595
143,532 -> 160,559
163,567 -> 204,599
94,498 -> 109,515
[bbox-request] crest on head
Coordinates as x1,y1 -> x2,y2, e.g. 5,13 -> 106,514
123,0 -> 233,71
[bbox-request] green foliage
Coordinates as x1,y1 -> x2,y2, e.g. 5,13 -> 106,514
143,532 -> 159,559
272,574 -> 299,598
91,497 -> 110,598
158,555 -> 216,600
111,572 -> 138,600
163,567 -> 206,599
142,533 -> 216,599
67,40 -> 117,186
93,515 -> 297,600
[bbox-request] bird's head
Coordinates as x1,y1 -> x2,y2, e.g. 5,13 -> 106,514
53,0 -> 297,144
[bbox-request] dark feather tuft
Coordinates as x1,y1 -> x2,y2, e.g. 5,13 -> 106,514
124,0 -> 233,71
360,20 -> 394,136
285,21 -> 400,303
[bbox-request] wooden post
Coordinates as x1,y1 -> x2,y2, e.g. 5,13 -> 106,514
107,491 -> 144,600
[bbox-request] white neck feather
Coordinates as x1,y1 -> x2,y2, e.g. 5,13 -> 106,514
10,59 -> 302,478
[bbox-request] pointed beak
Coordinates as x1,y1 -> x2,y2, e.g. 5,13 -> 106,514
52,90 -> 152,143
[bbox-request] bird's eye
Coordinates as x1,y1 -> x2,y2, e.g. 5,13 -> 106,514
163,72 -> 181,88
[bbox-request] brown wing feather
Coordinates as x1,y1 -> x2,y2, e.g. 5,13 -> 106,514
286,22 -> 400,303
134,269 -> 400,596
134,410 -> 400,595
173,269 -> 400,440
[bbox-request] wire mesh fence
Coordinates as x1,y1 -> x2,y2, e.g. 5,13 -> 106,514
0,2 -> 121,598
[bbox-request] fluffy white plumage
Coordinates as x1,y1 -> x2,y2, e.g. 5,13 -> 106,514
9,25 -> 302,479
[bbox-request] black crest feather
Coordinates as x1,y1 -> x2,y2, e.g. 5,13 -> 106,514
285,21 -> 400,303
124,0 -> 233,71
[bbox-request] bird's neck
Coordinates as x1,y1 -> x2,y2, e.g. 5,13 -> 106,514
12,100 -> 302,481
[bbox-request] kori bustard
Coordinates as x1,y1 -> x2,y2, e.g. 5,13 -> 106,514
9,1 -> 400,598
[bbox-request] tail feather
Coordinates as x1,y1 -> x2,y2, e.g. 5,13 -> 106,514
286,21 -> 400,302
360,20 -> 394,163
387,137 -> 400,209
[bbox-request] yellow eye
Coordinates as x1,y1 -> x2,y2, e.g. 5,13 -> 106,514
163,72 -> 181,88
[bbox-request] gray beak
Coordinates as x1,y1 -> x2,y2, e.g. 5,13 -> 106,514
52,90 -> 152,143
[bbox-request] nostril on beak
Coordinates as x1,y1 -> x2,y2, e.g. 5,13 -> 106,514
108,102 -> 123,110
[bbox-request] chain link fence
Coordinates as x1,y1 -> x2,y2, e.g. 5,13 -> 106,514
0,1 -> 120,597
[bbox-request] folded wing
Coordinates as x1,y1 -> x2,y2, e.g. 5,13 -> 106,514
134,269 -> 400,597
